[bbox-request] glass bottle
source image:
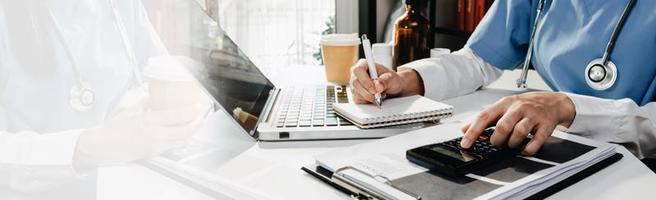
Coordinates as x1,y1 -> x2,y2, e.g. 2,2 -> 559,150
393,0 -> 431,70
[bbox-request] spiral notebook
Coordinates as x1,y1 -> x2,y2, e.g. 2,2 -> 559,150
333,95 -> 453,129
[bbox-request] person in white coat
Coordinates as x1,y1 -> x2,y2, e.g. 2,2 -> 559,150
0,0 -> 209,194
351,0 -> 656,167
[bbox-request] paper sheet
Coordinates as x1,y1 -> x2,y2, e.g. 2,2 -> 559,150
314,122 -> 617,200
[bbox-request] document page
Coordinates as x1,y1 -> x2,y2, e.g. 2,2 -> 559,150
314,122 -> 617,200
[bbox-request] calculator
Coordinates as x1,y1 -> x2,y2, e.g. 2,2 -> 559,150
406,127 -> 528,177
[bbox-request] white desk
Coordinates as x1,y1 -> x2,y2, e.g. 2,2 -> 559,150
97,66 -> 656,200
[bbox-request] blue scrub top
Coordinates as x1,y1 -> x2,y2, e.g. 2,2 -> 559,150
468,0 -> 656,106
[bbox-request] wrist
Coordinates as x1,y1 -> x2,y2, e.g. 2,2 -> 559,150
398,69 -> 425,96
556,93 -> 576,128
73,129 -> 97,170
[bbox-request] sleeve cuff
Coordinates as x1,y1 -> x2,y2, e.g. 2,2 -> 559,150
29,130 -> 82,166
398,59 -> 448,100
562,92 -> 621,141
0,129 -> 87,177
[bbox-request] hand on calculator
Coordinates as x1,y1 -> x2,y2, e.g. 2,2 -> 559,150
406,127 -> 531,176
459,93 -> 575,156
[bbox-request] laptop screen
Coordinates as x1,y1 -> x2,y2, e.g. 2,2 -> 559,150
174,4 -> 275,135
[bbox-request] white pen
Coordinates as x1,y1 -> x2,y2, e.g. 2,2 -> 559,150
360,34 -> 382,108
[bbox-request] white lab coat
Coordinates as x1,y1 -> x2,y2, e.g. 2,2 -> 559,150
0,0 -> 166,192
400,48 -> 656,159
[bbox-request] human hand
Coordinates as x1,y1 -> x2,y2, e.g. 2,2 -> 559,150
74,102 -> 211,168
349,59 -> 424,104
460,92 -> 576,155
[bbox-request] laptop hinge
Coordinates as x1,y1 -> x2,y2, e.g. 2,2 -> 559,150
251,88 -> 281,139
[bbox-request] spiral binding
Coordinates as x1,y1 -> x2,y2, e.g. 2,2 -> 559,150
362,108 -> 453,125
335,107 -> 453,129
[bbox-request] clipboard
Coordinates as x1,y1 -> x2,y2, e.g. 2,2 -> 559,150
302,165 -> 421,200
302,153 -> 623,200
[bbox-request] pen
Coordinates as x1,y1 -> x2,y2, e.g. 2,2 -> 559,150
361,34 -> 382,108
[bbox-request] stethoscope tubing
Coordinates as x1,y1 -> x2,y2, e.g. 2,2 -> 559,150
601,0 -> 636,66
44,1 -> 143,111
516,0 -> 546,89
516,0 -> 636,90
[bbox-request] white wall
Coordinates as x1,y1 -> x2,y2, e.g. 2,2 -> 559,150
335,0 -> 359,34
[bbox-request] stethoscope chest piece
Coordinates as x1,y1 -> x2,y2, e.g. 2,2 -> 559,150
69,81 -> 95,112
585,58 -> 617,91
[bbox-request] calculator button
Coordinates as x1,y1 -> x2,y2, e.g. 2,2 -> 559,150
483,127 -> 495,136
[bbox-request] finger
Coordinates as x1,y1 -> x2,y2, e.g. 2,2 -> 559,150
521,125 -> 553,156
365,63 -> 390,94
351,60 -> 377,94
461,106 -> 505,148
490,107 -> 524,147
508,118 -> 533,149
351,79 -> 368,98
352,88 -> 375,104
352,93 -> 371,104
373,79 -> 385,94
375,63 -> 389,74
461,123 -> 471,134
376,72 -> 394,94
351,81 -> 376,104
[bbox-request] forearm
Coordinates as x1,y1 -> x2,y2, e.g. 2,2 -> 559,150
564,93 -> 656,159
398,47 -> 503,101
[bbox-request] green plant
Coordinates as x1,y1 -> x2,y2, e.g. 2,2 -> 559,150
313,16 -> 335,65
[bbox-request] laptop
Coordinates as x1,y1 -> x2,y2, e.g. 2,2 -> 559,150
140,1 -> 438,198
182,14 -> 431,142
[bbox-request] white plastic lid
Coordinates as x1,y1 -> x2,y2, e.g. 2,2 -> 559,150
143,56 -> 196,82
320,34 -> 361,46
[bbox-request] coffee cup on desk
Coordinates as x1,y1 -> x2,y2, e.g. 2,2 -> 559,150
320,34 -> 360,85
143,56 -> 209,112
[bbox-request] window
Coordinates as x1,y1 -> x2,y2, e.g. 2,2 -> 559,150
211,0 -> 336,71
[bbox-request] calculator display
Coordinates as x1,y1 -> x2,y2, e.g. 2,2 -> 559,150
431,145 -> 479,162
406,127 -> 526,176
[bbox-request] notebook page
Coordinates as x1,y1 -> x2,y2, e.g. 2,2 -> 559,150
333,95 -> 453,125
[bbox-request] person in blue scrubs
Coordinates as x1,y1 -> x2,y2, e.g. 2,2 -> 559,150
350,0 -> 656,165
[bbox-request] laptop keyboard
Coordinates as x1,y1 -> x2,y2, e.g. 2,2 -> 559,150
275,85 -> 353,128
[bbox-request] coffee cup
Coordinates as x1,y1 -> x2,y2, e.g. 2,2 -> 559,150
320,34 -> 360,85
143,56 -> 208,111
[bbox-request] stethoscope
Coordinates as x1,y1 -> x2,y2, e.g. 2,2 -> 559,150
516,0 -> 636,91
45,0 -> 142,112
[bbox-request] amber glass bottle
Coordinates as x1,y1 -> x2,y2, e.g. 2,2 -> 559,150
393,0 -> 431,70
